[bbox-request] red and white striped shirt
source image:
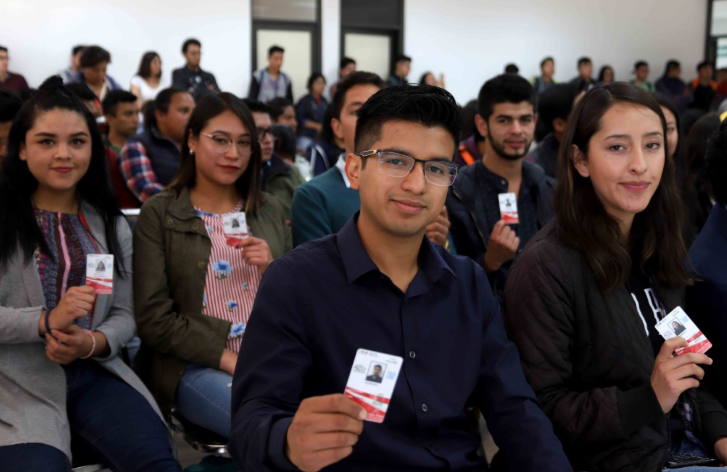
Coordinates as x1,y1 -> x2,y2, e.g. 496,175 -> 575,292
196,204 -> 261,353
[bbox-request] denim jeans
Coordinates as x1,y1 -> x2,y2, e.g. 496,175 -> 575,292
176,363 -> 233,438
0,443 -> 71,472
663,439 -> 727,471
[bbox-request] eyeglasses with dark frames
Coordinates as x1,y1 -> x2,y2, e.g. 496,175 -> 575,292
355,149 -> 459,187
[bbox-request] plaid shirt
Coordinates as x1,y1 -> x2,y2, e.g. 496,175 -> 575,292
677,396 -> 705,448
119,140 -> 165,203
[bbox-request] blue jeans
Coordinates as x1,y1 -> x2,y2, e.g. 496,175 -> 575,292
176,364 -> 232,438
0,360 -> 179,471
664,439 -> 727,471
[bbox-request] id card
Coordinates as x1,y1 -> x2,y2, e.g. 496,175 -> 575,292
498,193 -> 519,225
86,254 -> 114,294
222,212 -> 249,246
343,349 -> 403,423
655,307 -> 712,355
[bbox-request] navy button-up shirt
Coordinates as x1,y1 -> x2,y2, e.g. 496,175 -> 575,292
230,214 -> 570,472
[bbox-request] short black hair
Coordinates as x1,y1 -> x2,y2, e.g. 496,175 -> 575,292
272,124 -> 296,158
706,119 -> 727,205
182,38 -> 201,54
477,74 -> 536,121
634,60 -> 648,70
0,91 -> 22,123
374,365 -> 382,369
697,61 -> 713,72
65,83 -> 98,102
340,57 -> 356,70
540,57 -> 554,68
577,57 -> 592,68
354,84 -> 463,156
72,45 -> 85,56
395,54 -> 412,64
504,63 -> 519,74
332,71 -> 385,120
0,46 -> 7,54
79,46 -> 111,68
537,83 -> 577,133
666,60 -> 681,74
242,99 -> 271,115
307,72 -> 326,91
102,90 -> 137,117
268,97 -> 294,121
268,45 -> 284,57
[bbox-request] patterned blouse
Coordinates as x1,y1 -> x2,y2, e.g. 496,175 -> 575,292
34,209 -> 98,330
195,203 -> 261,354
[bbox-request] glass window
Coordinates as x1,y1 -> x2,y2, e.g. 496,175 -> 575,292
712,0 -> 727,36
252,0 -> 317,23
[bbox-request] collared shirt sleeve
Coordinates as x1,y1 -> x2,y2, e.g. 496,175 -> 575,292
229,257 -> 309,472
474,270 -> 573,472
119,140 -> 165,203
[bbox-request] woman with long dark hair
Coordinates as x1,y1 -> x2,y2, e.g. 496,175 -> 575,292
504,83 -> 727,471
295,72 -> 328,151
130,51 -> 167,106
133,92 -> 291,438
0,77 -> 179,471
304,102 -> 344,177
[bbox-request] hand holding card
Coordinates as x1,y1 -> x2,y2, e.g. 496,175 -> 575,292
223,212 -> 249,247
343,349 -> 403,423
285,394 -> 366,472
655,307 -> 712,356
86,254 -> 114,294
650,336 -> 712,413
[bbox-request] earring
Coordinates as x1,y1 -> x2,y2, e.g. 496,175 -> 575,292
190,150 -> 194,156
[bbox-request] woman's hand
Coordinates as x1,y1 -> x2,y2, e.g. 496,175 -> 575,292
650,337 -> 712,413
40,286 -> 96,334
236,237 -> 274,274
45,325 -> 93,365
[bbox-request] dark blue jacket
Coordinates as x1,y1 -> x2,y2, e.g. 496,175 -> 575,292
133,126 -> 181,186
688,204 -> 727,406
446,160 -> 554,302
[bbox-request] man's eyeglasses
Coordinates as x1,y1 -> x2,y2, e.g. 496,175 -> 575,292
200,133 -> 253,156
355,150 -> 458,187
257,128 -> 277,142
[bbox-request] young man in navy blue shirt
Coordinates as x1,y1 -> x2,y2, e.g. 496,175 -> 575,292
230,85 -> 571,472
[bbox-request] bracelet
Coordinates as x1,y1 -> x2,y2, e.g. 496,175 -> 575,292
44,309 -> 53,335
80,330 -> 96,359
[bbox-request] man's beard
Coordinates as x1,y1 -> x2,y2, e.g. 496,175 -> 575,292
487,130 -> 530,161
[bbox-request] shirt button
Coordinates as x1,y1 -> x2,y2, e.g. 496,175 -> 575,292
197,261 -> 206,269
501,179 -> 506,186
409,351 -> 416,359
421,404 -> 428,412
166,219 -> 174,225
192,224 -> 199,230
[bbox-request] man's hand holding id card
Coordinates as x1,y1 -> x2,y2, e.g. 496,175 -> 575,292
343,348 -> 403,423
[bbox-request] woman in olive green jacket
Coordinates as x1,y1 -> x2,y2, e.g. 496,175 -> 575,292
133,93 -> 292,438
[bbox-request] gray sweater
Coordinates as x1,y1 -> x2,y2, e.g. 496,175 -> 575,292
0,202 -> 164,461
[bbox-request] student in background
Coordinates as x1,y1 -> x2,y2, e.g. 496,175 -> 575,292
0,90 -> 22,159
456,99 -> 485,168
119,88 -> 195,203
304,103 -> 344,177
419,71 -> 446,88
65,83 -> 103,118
296,72 -> 328,151
505,82 -> 727,472
447,74 -> 553,302
131,51 -> 167,107
386,54 -> 411,87
504,63 -> 520,76
171,39 -> 219,102
0,77 -> 179,472
530,83 -> 578,179
684,113 -> 719,238
690,61 -> 717,113
268,97 -> 298,132
230,84 -> 571,472
102,91 -> 140,154
0,46 -> 29,93
329,56 -> 356,99
68,46 -> 121,100
248,45 -> 293,103
631,60 -> 655,92
656,60 -> 692,116
570,56 -> 597,91
272,123 -> 310,180
60,45 -> 85,84
532,57 -> 556,94
598,65 -> 615,84
133,93 -> 291,438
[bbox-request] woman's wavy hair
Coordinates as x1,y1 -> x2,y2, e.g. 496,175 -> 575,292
169,92 -> 263,214
554,82 -> 689,291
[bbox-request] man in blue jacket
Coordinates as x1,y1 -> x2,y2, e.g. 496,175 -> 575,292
229,84 -> 570,472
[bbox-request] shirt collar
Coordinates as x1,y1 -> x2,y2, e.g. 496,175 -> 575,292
336,212 -> 456,288
335,153 -> 351,188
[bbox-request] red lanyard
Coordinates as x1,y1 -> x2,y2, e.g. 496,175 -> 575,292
78,211 -> 101,327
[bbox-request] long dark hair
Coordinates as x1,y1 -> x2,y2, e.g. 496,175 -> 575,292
0,76 -> 125,274
554,82 -> 688,291
653,93 -> 687,196
136,51 -> 161,80
169,93 -> 263,215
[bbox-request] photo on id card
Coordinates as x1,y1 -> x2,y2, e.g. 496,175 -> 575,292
498,192 -> 519,225
222,212 -> 248,246
655,306 -> 712,355
344,349 -> 402,423
86,254 -> 114,294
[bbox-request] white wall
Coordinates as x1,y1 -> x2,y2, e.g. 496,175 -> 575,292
1,0 -> 708,106
405,0 -> 708,103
